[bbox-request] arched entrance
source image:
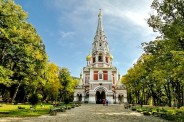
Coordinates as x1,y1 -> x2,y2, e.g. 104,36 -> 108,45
118,94 -> 124,103
77,93 -> 82,102
95,88 -> 106,104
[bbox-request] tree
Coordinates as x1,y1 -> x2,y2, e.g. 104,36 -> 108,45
148,0 -> 184,48
147,0 -> 184,108
44,63 -> 62,101
58,68 -> 78,104
0,0 -> 47,103
123,0 -> 184,107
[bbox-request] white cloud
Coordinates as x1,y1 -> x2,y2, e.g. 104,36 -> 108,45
49,0 -> 157,38
59,31 -> 75,38
46,0 -> 159,76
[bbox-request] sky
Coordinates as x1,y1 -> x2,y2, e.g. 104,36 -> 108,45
15,0 -> 158,77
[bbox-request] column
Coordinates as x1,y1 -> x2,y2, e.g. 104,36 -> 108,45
89,91 -> 96,103
106,92 -> 113,104
90,69 -> 93,81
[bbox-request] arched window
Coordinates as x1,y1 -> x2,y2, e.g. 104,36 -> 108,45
98,70 -> 103,80
93,57 -> 96,63
99,73 -> 102,80
99,43 -> 102,46
106,57 -> 108,63
98,53 -> 103,62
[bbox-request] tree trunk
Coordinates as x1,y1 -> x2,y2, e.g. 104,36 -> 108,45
164,82 -> 172,107
11,82 -> 21,103
176,82 -> 181,108
182,87 -> 184,106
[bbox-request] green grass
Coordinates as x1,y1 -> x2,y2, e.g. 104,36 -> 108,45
130,105 -> 184,122
0,104 -> 53,117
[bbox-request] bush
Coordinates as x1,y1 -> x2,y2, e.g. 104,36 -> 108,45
143,111 -> 152,115
131,107 -> 136,111
37,94 -> 43,101
71,104 -> 75,108
64,98 -> 70,104
18,106 -> 25,109
0,111 -> 10,114
137,109 -> 143,112
50,110 -> 57,116
61,107 -> 66,112
29,94 -> 39,106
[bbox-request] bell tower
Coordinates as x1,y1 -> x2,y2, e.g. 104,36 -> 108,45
87,9 -> 113,68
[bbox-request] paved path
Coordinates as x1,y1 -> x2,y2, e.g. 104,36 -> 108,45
0,104 -> 169,122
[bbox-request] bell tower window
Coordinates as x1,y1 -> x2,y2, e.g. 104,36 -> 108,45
106,57 -> 108,63
98,56 -> 102,62
98,53 -> 103,62
93,57 -> 96,63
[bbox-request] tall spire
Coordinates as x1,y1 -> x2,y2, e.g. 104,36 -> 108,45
96,9 -> 104,34
92,9 -> 110,54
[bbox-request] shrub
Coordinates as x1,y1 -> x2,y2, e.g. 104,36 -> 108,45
50,110 -> 57,116
143,111 -> 152,115
64,98 -> 70,104
29,94 -> 39,107
137,109 -> 143,112
131,107 -> 136,111
61,108 -> 66,112
71,104 -> 75,108
18,106 -> 25,109
37,94 -> 43,101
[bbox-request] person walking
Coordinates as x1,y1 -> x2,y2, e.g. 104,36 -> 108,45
102,99 -> 106,106
106,99 -> 108,106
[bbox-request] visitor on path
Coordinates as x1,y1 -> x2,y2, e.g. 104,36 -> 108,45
99,99 -> 102,104
106,99 -> 108,106
102,99 -> 106,106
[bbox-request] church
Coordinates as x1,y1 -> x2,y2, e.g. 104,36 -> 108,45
74,10 -> 127,104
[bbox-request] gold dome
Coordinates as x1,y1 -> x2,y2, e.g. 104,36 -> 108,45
110,54 -> 113,60
86,54 -> 92,61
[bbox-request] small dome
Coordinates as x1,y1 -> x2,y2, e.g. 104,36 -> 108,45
110,54 -> 113,60
86,54 -> 92,61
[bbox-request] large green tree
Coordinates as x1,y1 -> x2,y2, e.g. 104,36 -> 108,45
58,68 -> 78,104
123,0 -> 184,108
0,0 -> 47,103
43,63 -> 62,101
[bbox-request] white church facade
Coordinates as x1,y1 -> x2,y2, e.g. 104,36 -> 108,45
74,10 -> 127,104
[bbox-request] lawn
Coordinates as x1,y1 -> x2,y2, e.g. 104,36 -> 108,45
130,105 -> 184,122
0,104 -> 53,117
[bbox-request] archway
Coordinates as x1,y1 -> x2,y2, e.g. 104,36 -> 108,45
95,89 -> 106,104
118,94 -> 124,104
77,93 -> 82,103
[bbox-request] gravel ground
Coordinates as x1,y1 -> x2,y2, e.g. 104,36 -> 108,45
0,104 -> 170,122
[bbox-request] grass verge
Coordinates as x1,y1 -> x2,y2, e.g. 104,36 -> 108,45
0,104 -> 52,117
130,105 -> 184,121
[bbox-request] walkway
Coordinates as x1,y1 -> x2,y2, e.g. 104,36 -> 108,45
0,104 -> 169,122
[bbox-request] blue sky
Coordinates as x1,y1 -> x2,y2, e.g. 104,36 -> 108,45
15,0 -> 158,77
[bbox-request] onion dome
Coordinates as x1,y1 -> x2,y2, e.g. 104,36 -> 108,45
86,54 -> 92,61
110,54 -> 113,60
